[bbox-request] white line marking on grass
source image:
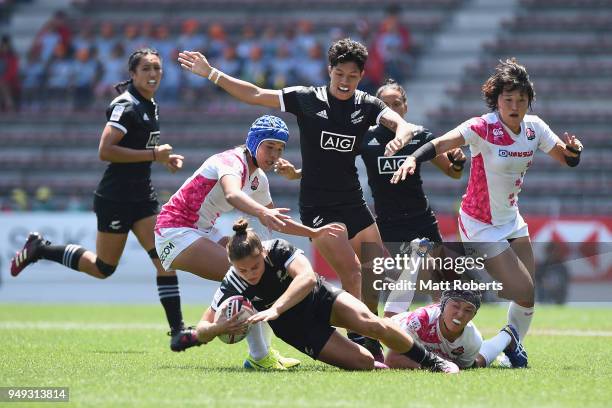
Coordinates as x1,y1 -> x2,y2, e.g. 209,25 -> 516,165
1,322 -> 612,337
0,321 -> 167,330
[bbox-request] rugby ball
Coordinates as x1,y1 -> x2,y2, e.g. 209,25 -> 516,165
214,295 -> 255,344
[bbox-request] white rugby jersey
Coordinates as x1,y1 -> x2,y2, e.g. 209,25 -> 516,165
392,304 -> 483,368
156,148 -> 272,231
456,112 -> 558,225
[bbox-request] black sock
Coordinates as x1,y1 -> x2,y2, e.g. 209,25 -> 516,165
157,275 -> 184,333
403,342 -> 438,368
39,244 -> 86,271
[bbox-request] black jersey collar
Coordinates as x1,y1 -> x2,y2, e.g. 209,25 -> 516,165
325,86 -> 368,110
128,83 -> 157,107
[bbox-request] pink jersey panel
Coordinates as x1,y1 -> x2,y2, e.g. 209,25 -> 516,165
470,117 -> 515,146
461,154 -> 492,224
156,175 -> 217,230
413,305 -> 440,344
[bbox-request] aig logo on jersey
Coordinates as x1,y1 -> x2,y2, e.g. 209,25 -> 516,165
320,131 -> 356,152
378,155 -> 409,174
146,131 -> 160,148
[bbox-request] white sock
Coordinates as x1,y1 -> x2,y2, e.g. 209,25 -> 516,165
383,245 -> 422,314
507,302 -> 534,340
263,322 -> 273,348
246,322 -> 269,360
478,331 -> 511,366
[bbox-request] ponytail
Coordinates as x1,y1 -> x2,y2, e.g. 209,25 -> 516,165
114,79 -> 132,94
227,218 -> 263,262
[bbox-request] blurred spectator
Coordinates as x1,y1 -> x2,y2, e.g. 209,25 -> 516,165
236,25 -> 258,61
241,45 -> 267,87
32,10 -> 72,63
95,42 -> 124,101
51,10 -> 72,50
0,34 -> 19,111
177,19 -> 207,53
72,47 -> 101,110
157,48 -> 181,105
213,45 -> 241,79
294,43 -> 325,85
207,23 -> 227,59
31,186 -> 56,211
33,20 -> 61,63
151,24 -> 175,63
260,25 -> 280,59
95,21 -> 116,60
295,20 -> 317,56
269,43 -> 295,89
136,20 -> 155,50
536,242 -> 570,304
21,50 -> 45,111
10,188 -> 29,211
45,43 -> 74,106
372,4 -> 412,82
353,18 -> 384,92
122,23 -> 140,54
72,22 -> 95,54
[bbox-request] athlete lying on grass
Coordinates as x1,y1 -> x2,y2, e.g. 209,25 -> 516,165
386,289 -> 528,369
195,218 -> 460,373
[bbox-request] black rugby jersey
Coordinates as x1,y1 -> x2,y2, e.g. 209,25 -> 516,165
280,86 -> 388,207
211,239 -> 323,313
95,84 -> 160,202
360,124 -> 436,221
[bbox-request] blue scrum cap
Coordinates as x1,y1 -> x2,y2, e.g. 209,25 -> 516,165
245,115 -> 289,161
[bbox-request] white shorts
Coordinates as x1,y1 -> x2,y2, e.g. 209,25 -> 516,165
155,226 -> 224,270
458,209 -> 529,258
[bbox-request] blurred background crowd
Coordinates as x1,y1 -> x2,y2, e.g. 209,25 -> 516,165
0,4 -> 413,112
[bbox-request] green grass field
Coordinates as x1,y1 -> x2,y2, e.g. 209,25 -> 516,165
1,304 -> 611,408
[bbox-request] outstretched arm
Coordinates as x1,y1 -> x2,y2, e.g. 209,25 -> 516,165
220,175 -> 291,231
391,129 -> 465,183
265,203 -> 345,239
178,51 -> 281,109
247,253 -> 317,323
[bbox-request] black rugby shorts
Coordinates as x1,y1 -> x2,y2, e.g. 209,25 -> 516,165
268,279 -> 343,359
94,195 -> 159,233
300,202 -> 375,240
